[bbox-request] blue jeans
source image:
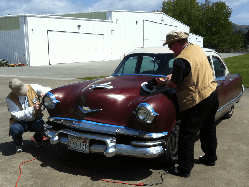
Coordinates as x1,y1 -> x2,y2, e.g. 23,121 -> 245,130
10,118 -> 45,146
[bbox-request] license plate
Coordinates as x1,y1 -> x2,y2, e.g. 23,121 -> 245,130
68,135 -> 89,153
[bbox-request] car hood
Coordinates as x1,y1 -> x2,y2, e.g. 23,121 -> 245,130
47,75 -> 156,126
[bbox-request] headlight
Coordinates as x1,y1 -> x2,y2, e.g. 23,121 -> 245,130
43,92 -> 60,110
134,103 -> 159,123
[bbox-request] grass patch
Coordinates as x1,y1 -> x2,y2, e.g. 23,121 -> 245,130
78,76 -> 108,80
224,53 -> 249,88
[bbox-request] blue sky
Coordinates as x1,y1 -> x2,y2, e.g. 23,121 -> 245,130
1,0 -> 248,25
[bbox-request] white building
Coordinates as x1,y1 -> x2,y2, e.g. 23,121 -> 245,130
0,11 -> 203,66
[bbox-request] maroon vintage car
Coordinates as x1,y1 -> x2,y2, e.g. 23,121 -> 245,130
43,47 -> 244,164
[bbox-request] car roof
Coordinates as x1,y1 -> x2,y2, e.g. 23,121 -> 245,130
130,47 -> 173,54
130,46 -> 217,55
202,48 -> 216,53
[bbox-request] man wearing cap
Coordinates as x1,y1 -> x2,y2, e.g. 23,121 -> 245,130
6,78 -> 51,153
145,30 -> 219,177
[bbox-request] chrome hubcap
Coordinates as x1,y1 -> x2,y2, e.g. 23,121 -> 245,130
168,125 -> 179,158
228,106 -> 234,115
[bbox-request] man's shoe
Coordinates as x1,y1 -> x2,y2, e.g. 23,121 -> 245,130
31,135 -> 49,142
35,141 -> 45,148
16,146 -> 23,153
168,167 -> 190,178
199,156 -> 215,166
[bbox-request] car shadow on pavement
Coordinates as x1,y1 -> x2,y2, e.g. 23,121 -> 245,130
0,139 -> 49,156
54,148 -> 156,182
0,141 -> 17,156
0,118 -> 224,183
40,143 -> 171,182
1,140 -> 169,183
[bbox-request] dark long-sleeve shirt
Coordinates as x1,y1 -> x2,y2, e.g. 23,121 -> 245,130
171,58 -> 191,85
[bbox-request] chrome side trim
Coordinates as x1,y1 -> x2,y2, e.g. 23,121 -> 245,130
215,77 -> 225,81
44,128 -> 164,158
47,117 -> 168,139
215,89 -> 244,120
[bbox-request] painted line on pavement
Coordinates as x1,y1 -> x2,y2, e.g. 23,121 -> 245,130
0,75 -> 76,80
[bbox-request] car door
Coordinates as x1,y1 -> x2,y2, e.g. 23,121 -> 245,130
225,73 -> 243,103
212,56 -> 227,110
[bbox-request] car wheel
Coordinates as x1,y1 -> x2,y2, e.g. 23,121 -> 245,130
156,123 -> 179,166
223,105 -> 234,119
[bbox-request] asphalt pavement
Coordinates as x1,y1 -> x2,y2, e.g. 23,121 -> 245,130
0,59 -> 121,80
0,52 -> 247,80
0,52 -> 248,187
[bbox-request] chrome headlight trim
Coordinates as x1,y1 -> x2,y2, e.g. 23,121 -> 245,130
133,103 -> 159,123
43,92 -> 60,110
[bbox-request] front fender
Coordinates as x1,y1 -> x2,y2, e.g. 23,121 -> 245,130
123,90 -> 177,133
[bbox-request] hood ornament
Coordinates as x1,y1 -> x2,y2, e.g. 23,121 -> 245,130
78,106 -> 102,114
89,82 -> 113,90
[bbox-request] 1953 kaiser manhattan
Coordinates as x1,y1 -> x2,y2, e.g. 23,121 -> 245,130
43,47 -> 244,164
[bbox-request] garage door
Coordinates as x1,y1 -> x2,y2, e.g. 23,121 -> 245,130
143,20 -> 176,48
48,31 -> 104,65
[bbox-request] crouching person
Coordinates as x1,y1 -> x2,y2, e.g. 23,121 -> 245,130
6,78 -> 51,153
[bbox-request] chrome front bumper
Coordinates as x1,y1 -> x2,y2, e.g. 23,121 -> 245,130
44,127 -> 165,159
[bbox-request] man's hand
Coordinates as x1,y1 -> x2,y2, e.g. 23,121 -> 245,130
33,103 -> 41,111
40,92 -> 46,98
165,74 -> 178,89
166,74 -> 172,80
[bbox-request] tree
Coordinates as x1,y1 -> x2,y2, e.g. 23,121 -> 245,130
231,32 -> 244,50
162,0 -> 201,34
161,0 -> 238,50
200,1 -> 233,50
245,30 -> 249,49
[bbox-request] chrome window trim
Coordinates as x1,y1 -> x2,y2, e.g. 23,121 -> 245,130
210,55 -> 230,78
47,116 -> 168,139
206,55 -> 215,77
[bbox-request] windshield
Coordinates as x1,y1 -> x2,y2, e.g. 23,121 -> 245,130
113,53 -> 175,76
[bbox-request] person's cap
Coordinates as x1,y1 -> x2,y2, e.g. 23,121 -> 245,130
163,29 -> 189,46
9,78 -> 28,96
